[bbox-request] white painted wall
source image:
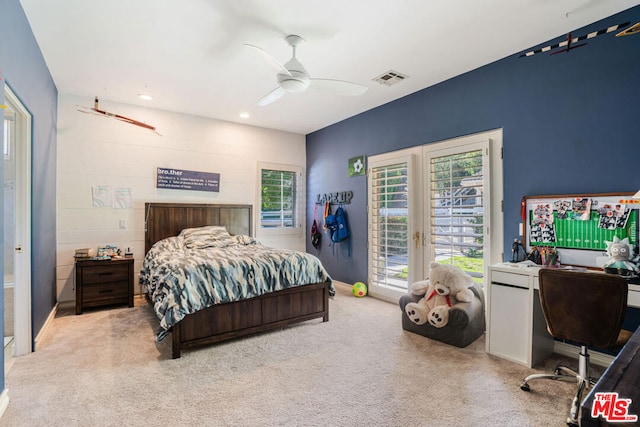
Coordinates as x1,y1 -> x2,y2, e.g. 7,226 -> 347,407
56,94 -> 306,303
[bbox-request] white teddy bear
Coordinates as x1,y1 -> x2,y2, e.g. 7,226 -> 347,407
404,262 -> 475,328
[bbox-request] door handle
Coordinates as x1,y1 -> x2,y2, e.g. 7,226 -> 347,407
15,245 -> 22,253
413,232 -> 420,248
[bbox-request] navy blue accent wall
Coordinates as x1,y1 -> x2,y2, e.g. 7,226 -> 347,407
307,6 -> 640,285
0,0 -> 58,389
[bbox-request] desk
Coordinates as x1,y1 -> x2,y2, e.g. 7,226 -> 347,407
580,326 -> 640,426
486,263 -> 640,368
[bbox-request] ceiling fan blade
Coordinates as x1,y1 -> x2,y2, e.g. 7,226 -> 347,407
256,86 -> 287,106
309,78 -> 368,96
244,43 -> 292,76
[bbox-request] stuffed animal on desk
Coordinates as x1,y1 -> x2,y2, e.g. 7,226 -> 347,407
603,236 -> 640,274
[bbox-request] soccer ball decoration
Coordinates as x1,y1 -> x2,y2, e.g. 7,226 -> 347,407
352,282 -> 367,297
353,158 -> 364,174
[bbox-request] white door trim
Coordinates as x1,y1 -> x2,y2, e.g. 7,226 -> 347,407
5,85 -> 32,356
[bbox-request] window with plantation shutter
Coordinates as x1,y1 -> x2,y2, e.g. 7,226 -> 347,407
259,163 -> 303,233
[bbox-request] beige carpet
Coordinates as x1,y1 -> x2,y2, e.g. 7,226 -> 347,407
0,283 -> 595,426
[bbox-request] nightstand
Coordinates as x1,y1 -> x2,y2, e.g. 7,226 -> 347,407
75,257 -> 134,314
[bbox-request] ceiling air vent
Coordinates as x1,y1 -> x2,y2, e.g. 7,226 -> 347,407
372,70 -> 409,86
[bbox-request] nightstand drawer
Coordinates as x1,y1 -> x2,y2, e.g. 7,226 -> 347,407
75,258 -> 134,314
82,281 -> 130,303
82,263 -> 130,284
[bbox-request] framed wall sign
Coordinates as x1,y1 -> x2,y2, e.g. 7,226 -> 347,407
156,167 -> 220,192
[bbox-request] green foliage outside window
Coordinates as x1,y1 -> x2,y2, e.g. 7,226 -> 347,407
261,169 -> 296,228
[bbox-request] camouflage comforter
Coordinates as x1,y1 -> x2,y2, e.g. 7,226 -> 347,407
140,234 -> 333,341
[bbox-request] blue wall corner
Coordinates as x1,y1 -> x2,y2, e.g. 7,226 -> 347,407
0,0 -> 58,390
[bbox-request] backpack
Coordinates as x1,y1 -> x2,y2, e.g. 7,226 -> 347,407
322,202 -> 331,233
311,219 -> 321,249
310,203 -> 322,250
323,204 -> 351,256
325,205 -> 350,242
330,206 -> 350,242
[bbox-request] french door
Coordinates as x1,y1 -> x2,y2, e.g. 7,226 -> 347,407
367,131 -> 502,302
367,148 -> 422,301
424,140 -> 490,283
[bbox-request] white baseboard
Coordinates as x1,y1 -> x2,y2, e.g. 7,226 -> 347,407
0,389 -> 9,420
553,341 -> 614,368
34,303 -> 59,352
334,280 -> 401,304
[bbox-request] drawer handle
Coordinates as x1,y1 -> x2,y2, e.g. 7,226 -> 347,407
98,289 -> 114,294
98,272 -> 114,276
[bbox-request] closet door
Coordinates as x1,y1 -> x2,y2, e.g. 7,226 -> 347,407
367,148 -> 422,301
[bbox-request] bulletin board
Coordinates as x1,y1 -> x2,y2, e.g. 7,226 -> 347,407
523,192 -> 639,267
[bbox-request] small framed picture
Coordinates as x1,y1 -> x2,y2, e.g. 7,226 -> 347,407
348,155 -> 365,177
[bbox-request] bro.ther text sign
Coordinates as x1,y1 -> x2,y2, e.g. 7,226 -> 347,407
156,167 -> 220,192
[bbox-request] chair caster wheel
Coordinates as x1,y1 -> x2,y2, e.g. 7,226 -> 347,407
520,382 -> 530,392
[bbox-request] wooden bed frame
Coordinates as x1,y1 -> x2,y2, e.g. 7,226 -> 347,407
144,202 -> 331,359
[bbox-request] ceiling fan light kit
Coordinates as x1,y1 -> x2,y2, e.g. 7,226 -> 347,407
278,74 -> 309,93
246,34 -> 368,106
277,60 -> 310,93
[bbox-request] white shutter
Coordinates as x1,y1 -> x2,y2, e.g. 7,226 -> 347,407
258,162 -> 304,235
425,141 -> 489,281
369,161 -> 410,290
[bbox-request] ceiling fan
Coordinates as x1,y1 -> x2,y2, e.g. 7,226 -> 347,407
245,35 -> 368,106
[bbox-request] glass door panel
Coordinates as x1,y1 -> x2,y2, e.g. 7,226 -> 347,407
424,141 -> 490,283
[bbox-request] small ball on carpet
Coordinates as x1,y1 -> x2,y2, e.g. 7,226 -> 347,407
352,282 -> 367,297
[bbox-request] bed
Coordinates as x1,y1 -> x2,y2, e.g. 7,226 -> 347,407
140,202 -> 334,358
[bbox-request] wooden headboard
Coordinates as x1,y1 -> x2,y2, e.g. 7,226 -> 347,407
144,203 -> 253,254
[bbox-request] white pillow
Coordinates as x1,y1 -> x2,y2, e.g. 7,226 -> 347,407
179,226 -> 233,249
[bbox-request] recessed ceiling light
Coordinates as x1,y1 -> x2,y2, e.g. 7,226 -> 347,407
239,112 -> 250,119
138,93 -> 153,101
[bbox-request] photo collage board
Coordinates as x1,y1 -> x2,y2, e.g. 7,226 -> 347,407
525,193 -> 638,252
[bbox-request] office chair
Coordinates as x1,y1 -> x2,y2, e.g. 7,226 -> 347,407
519,268 -> 632,427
